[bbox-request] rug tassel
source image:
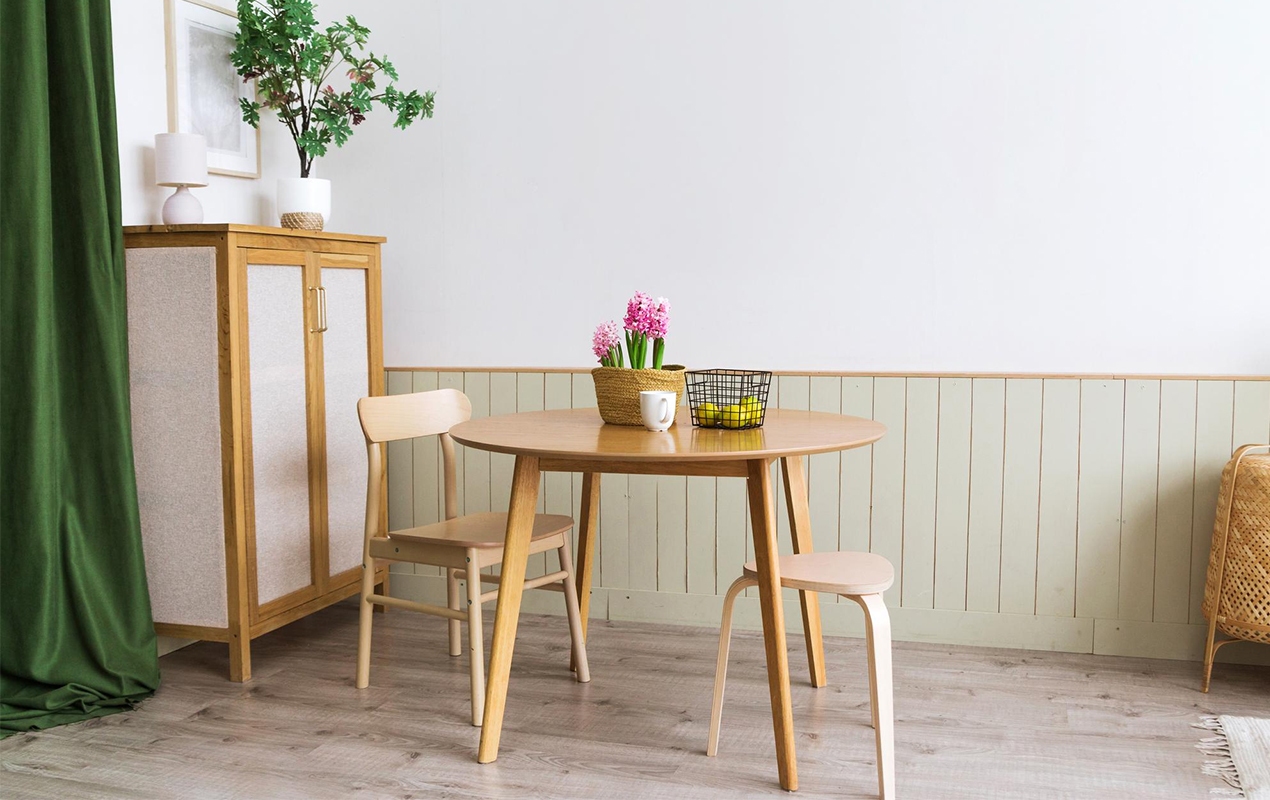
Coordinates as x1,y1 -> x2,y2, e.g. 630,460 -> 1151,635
1193,716 -> 1245,798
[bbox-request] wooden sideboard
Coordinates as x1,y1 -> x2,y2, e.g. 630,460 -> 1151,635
123,224 -> 388,681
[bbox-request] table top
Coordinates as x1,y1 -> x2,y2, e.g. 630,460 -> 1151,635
449,408 -> 886,462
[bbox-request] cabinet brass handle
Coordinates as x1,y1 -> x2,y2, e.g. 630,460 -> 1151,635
308,286 -> 329,333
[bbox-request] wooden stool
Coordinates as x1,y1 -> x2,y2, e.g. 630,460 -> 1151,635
708,551 -> 896,798
1202,444 -> 1270,692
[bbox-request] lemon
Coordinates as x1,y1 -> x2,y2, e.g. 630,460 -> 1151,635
697,402 -> 719,426
720,404 -> 745,428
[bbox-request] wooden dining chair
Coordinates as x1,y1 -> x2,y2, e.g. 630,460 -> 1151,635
355,389 -> 590,726
707,551 -> 896,799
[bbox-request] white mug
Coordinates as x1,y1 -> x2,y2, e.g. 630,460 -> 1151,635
639,391 -> 677,432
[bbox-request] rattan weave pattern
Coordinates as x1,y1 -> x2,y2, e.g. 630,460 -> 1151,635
591,365 -> 686,426
1202,449 -> 1270,645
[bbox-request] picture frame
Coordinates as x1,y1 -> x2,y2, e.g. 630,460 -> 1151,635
165,0 -> 261,178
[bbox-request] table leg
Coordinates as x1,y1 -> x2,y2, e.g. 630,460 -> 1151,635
781,456 -> 827,688
477,455 -> 541,763
571,471 -> 600,672
747,458 -> 798,792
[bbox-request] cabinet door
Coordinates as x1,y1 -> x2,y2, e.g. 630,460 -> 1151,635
241,249 -> 322,615
318,253 -> 381,581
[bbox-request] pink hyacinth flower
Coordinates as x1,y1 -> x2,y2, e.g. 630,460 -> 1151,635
592,320 -> 621,361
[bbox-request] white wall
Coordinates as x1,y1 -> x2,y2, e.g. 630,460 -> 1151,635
112,0 -> 299,225
315,0 -> 1269,374
119,1 -> 1269,374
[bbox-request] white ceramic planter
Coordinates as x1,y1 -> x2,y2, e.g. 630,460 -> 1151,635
277,177 -> 332,230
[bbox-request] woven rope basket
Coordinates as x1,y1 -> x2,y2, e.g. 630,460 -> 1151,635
591,365 -> 685,426
1202,447 -> 1270,645
280,211 -> 325,231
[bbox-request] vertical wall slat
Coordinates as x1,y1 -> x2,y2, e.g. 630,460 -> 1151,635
687,476 -> 716,594
1074,379 -> 1125,619
657,476 -> 688,593
487,373 -> 518,575
716,477 -> 747,595
1190,380 -> 1234,623
628,475 -> 658,591
599,468 -> 630,590
933,377 -> 972,611
1232,380 -> 1270,447
438,372 -> 466,519
871,378 -> 907,607
385,372 -> 415,575
809,377 -> 843,564
1035,379 -> 1080,617
901,378 -> 939,609
463,372 -> 492,515
516,372 -> 547,577
1118,379 -> 1160,622
544,374 -> 573,573
1153,380 -> 1197,623
840,377 -> 875,590
999,379 -> 1043,615
965,378 -> 1005,612
572,372 -> 599,582
410,372 -> 440,576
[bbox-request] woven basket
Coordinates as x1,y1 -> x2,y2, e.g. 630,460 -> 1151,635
281,211 -> 325,231
592,365 -> 686,426
1202,447 -> 1270,645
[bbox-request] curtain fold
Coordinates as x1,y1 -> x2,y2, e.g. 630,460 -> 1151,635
1,0 -> 160,736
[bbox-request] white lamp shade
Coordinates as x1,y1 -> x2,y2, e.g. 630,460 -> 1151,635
155,133 -> 208,187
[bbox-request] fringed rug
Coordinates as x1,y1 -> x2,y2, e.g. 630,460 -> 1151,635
1195,716 -> 1270,798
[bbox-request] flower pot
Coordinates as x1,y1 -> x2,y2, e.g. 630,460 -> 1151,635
277,177 -> 331,230
592,365 -> 686,426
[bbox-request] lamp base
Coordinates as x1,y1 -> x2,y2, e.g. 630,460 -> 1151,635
162,185 -> 204,225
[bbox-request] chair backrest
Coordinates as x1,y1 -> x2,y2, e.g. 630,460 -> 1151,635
358,390 -> 472,547
357,388 -> 472,443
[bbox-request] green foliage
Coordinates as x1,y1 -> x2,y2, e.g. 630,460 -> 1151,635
231,0 -> 435,177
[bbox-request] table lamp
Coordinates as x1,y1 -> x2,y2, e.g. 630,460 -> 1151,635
155,132 -> 208,225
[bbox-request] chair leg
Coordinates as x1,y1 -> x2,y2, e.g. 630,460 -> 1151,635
853,593 -> 894,800
466,548 -> 485,726
558,537 -> 590,683
355,558 -> 377,689
447,568 -> 462,657
707,576 -> 757,757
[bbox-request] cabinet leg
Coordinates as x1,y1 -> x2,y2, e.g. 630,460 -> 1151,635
229,632 -> 251,682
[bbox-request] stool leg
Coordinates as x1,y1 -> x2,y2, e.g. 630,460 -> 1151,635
854,593 -> 894,799
859,595 -> 879,731
447,568 -> 462,657
559,536 -> 591,683
707,576 -> 757,757
467,549 -> 485,726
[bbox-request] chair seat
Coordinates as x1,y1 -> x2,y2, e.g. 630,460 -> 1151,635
743,551 -> 894,595
387,511 -> 573,549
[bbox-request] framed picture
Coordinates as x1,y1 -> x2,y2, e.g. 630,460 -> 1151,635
165,0 -> 260,178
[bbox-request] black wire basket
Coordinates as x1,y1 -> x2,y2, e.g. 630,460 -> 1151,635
685,369 -> 773,429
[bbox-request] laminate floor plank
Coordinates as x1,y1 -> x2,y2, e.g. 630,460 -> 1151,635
2,601 -> 1267,799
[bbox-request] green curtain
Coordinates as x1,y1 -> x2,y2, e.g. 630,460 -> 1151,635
1,0 -> 160,736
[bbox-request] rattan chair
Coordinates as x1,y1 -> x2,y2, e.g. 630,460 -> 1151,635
1201,444 -> 1270,692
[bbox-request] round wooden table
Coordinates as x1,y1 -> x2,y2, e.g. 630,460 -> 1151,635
451,407 -> 886,791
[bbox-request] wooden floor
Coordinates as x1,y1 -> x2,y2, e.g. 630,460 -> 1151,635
3,600 -> 1268,800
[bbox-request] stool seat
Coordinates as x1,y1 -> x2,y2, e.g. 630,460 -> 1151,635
743,551 -> 894,595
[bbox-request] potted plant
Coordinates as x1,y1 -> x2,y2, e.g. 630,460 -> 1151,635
231,0 -> 436,230
591,293 -> 686,426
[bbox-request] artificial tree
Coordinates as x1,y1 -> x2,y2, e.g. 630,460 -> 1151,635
231,0 -> 435,177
